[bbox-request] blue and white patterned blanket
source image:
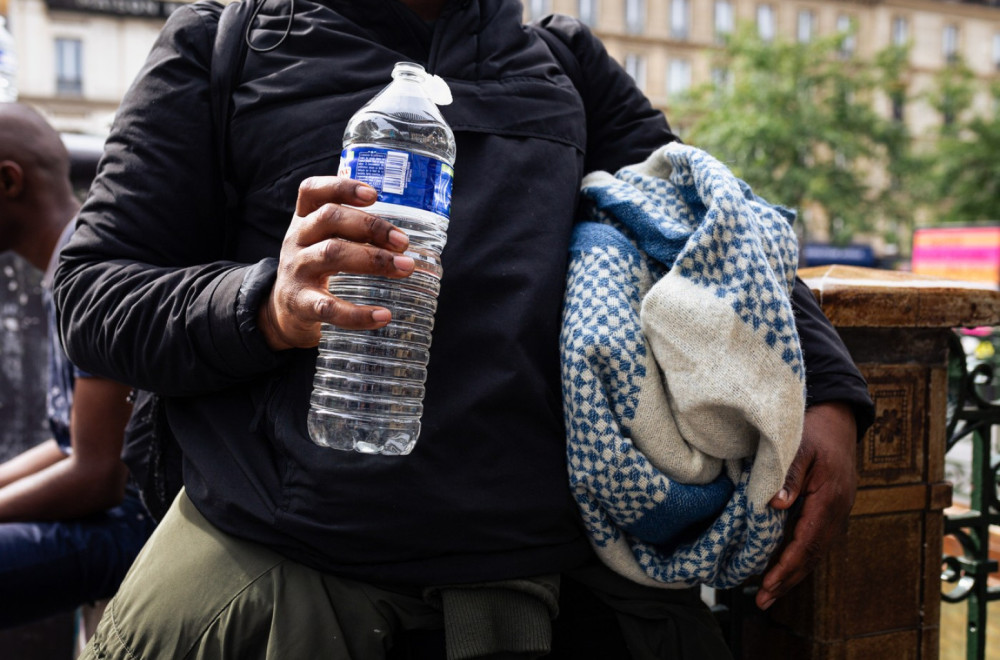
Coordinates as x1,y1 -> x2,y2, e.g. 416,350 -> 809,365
560,143 -> 805,588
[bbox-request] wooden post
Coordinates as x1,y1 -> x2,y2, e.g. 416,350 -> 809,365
736,265 -> 1000,659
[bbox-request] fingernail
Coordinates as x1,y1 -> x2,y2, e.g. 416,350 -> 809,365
357,185 -> 377,203
778,488 -> 789,502
761,598 -> 776,611
372,309 -> 391,324
394,255 -> 414,271
388,229 -> 409,249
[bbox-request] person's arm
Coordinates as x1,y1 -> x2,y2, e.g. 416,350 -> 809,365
53,3 -> 281,396
790,277 -> 876,430
755,279 -> 873,609
544,17 -> 875,605
0,440 -> 66,490
54,4 -> 411,393
755,400 -> 857,609
0,376 -> 132,522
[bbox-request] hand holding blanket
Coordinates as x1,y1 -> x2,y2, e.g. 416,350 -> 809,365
560,143 -> 805,588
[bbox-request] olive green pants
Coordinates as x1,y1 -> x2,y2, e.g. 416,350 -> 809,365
81,490 -> 731,659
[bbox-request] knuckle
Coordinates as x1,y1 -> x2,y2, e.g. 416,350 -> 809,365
282,230 -> 299,252
314,297 -> 331,320
323,203 -> 345,225
279,279 -> 303,307
299,176 -> 321,195
370,248 -> 393,270
363,213 -> 382,234
276,263 -> 301,292
802,538 -> 826,566
322,238 -> 347,262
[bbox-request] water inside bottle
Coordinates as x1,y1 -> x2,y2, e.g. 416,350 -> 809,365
308,61 -> 455,455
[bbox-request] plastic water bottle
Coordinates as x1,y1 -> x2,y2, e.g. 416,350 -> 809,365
307,62 -> 456,455
0,16 -> 18,102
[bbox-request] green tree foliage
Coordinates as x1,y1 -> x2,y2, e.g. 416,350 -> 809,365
927,59 -> 976,138
674,26 -> 919,246
928,68 -> 1000,224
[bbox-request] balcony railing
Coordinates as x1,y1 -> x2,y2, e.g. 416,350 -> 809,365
942,330 -> 1000,660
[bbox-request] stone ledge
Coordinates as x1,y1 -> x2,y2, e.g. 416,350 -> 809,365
800,265 -> 1000,329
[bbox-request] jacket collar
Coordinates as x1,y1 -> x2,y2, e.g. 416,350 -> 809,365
317,0 -> 512,72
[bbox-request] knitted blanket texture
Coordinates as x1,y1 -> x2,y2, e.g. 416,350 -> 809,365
560,143 -> 805,589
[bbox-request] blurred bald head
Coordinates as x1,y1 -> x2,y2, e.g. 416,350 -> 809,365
0,103 -> 77,269
0,103 -> 71,194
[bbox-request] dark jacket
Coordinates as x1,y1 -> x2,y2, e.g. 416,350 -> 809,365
54,0 -> 873,586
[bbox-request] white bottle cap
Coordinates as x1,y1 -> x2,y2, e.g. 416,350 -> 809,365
424,74 -> 453,107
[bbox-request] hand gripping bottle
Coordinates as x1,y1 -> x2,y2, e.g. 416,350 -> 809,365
307,62 -> 456,455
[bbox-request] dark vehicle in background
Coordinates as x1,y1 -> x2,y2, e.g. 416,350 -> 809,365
63,132 -> 105,196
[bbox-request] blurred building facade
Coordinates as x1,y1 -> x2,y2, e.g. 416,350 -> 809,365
1,0 -> 998,136
2,0 -> 182,134
524,0 -> 1000,137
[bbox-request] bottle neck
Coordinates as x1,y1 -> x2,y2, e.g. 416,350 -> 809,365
392,63 -> 427,84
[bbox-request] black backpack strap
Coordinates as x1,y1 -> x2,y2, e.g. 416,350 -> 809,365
209,0 -> 258,257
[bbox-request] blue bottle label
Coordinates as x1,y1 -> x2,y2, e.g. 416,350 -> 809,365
338,147 -> 453,218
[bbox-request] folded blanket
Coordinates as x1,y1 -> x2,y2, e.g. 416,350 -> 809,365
560,143 -> 805,589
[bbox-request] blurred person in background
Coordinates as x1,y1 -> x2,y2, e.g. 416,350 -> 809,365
0,102 -> 155,628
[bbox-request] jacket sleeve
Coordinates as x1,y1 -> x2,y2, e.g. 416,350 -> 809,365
792,279 -> 875,434
53,3 -> 284,396
540,14 -> 875,436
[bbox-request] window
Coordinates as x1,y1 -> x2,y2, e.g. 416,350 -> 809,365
55,38 -> 82,96
668,59 -> 692,96
837,14 -> 855,56
578,0 -> 598,28
625,0 -> 645,35
528,0 -> 550,20
993,33 -> 1000,71
943,24 -> 959,63
714,1 -> 734,42
891,92 -> 905,123
757,4 -> 775,42
797,10 -> 816,43
891,17 -> 908,46
670,0 -> 690,39
623,53 -> 647,91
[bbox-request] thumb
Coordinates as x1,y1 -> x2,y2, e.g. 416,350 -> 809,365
770,447 -> 807,510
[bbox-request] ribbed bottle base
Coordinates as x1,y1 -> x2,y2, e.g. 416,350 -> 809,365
307,408 -> 419,455
308,202 -> 445,456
